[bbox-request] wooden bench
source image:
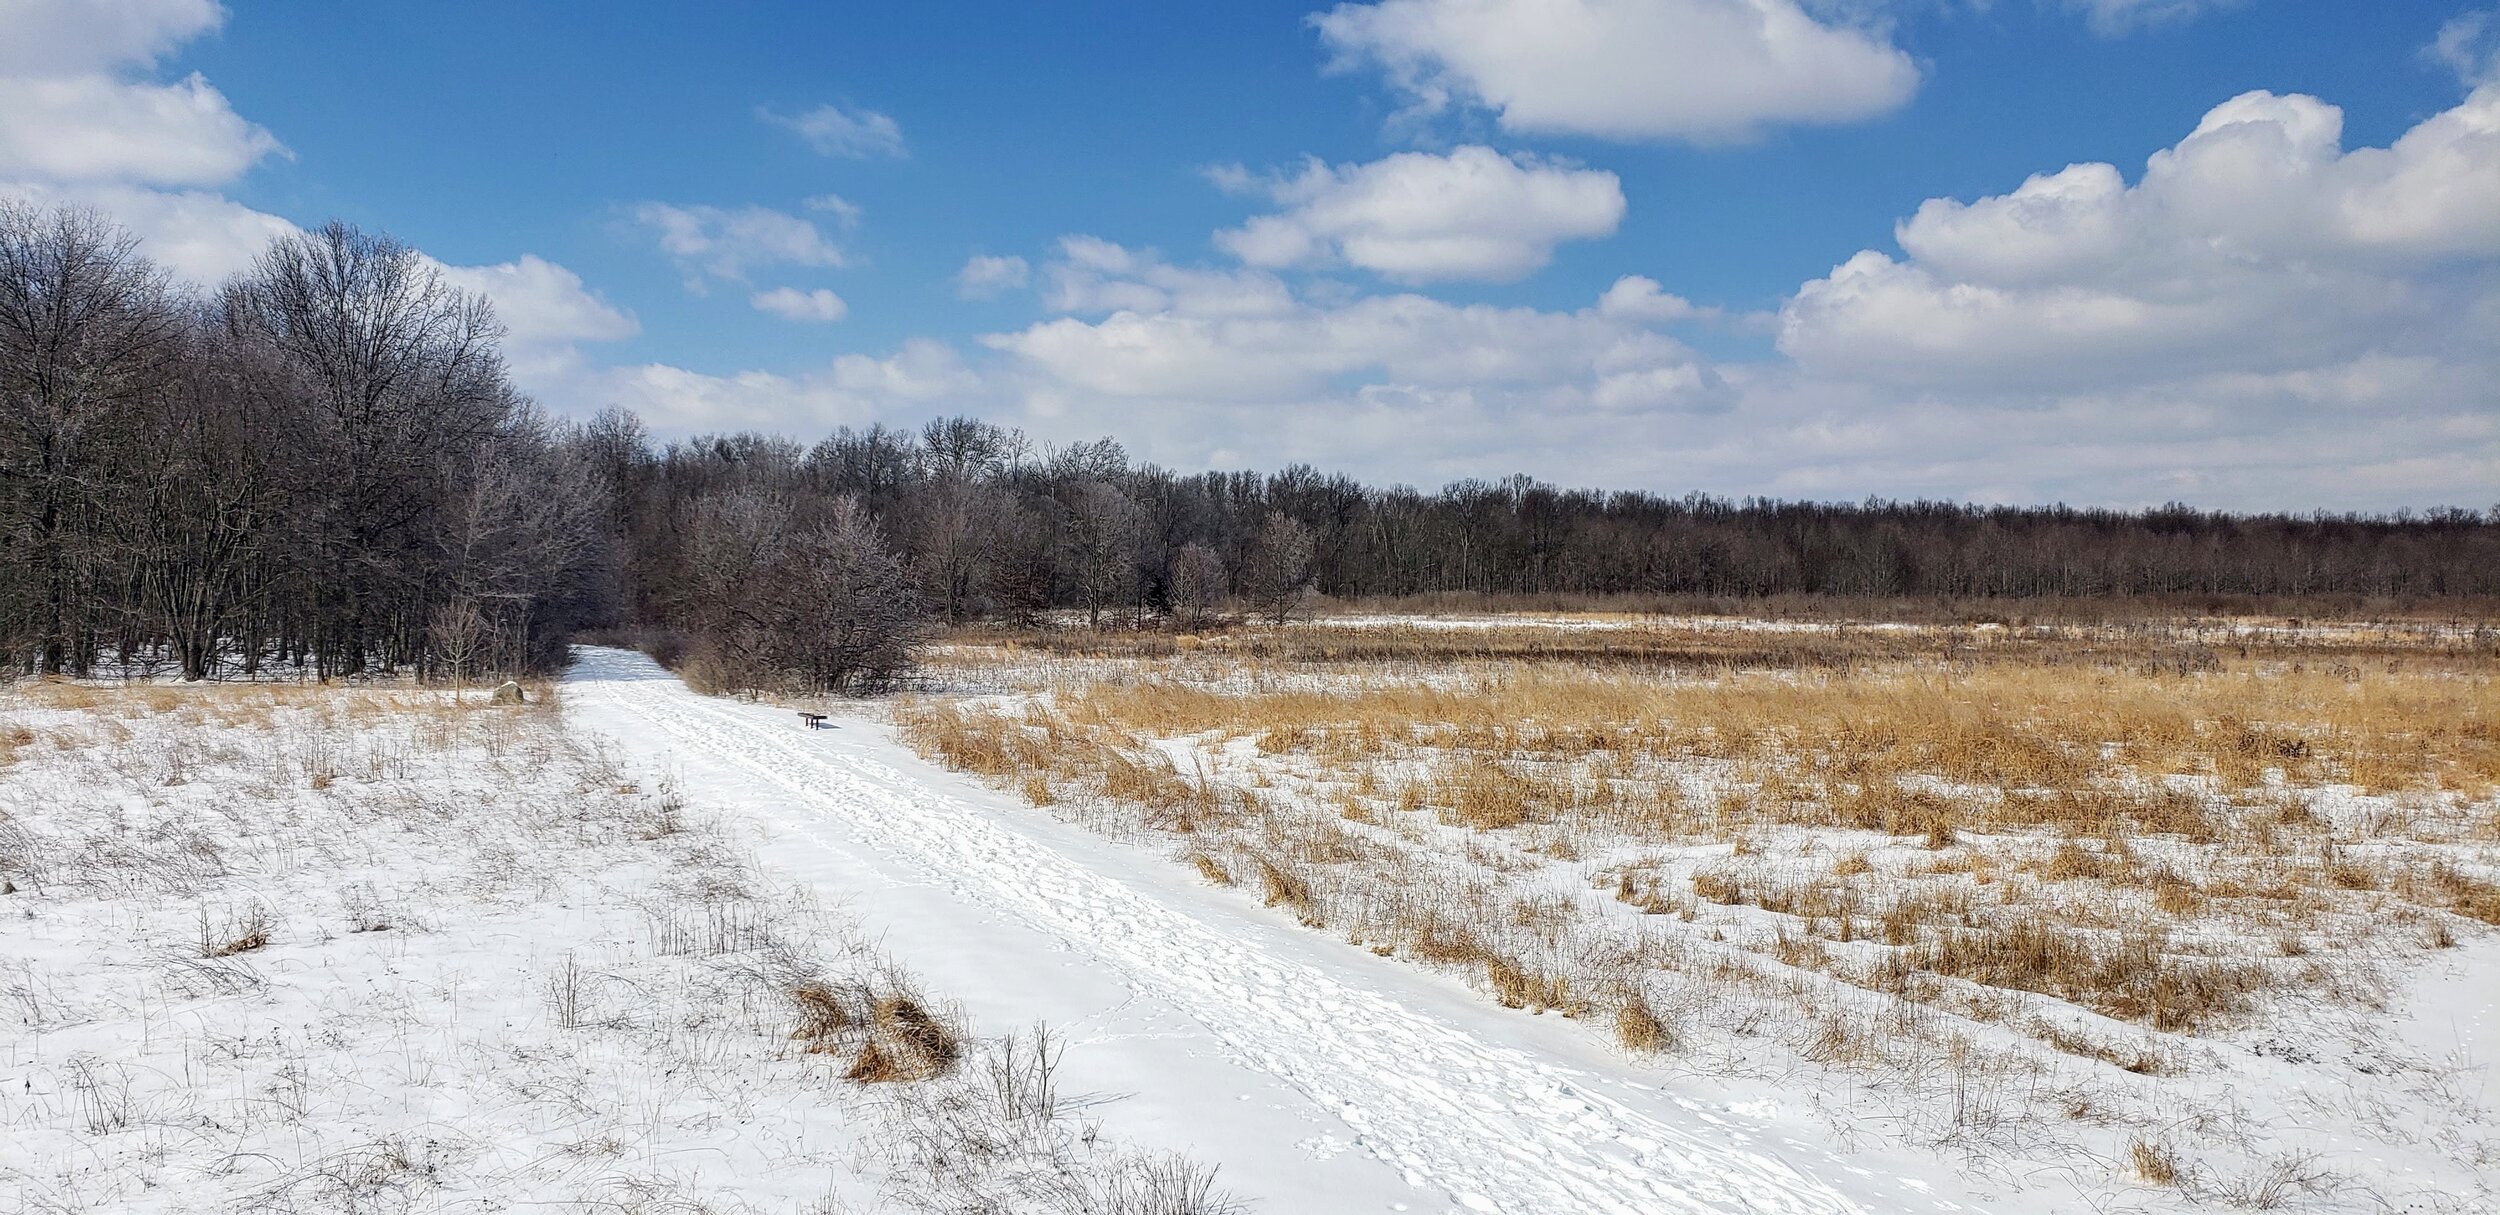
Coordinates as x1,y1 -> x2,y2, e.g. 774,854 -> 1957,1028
798,711 -> 829,730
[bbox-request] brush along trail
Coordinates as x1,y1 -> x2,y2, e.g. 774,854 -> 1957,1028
564,646 -> 1983,1215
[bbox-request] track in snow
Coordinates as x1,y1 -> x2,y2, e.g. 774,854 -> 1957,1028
564,647 -> 1889,1214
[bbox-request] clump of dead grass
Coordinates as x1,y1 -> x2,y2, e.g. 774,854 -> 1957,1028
199,903 -> 274,957
1891,923 -> 2264,1032
2131,1136 -> 2181,1185
1612,991 -> 1678,1054
846,995 -> 964,1083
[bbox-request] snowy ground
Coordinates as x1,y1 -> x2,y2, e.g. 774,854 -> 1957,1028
0,677 -> 1231,1213
892,629 -> 2500,1212
565,647 -> 1999,1214
10,644 -> 2490,1213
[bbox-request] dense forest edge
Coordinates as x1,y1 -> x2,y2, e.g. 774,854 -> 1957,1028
5,204 -> 2495,690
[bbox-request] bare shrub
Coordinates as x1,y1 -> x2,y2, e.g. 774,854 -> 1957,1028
2208,1152 -> 2337,1209
674,494 -> 927,695
546,953 -> 590,1028
65,1056 -> 135,1135
340,884 -> 394,933
1241,512 -> 1314,626
1168,542 -> 1228,631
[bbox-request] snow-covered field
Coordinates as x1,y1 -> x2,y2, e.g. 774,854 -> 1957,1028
565,647 -> 1984,1214
8,631 -> 2494,1214
0,676 -> 1231,1213
896,622 -> 2500,1213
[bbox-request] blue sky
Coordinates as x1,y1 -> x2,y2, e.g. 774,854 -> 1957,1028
4,0 -> 2495,508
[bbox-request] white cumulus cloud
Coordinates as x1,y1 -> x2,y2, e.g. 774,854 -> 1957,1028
0,179 -> 295,284
2064,0 -> 2242,37
590,339 -> 979,434
1213,146 -> 1623,283
761,102 -> 907,158
0,3 -> 280,276
956,253 -> 1030,299
987,239 -> 1722,408
1780,86 -> 2500,390
2429,10 -> 2500,86
0,0 -> 223,73
750,286 -> 849,322
0,0 -> 281,189
1312,0 -> 1918,142
0,73 -> 280,186
436,254 -> 639,388
1597,275 -> 1711,323
630,202 -> 850,289
1741,82 -> 2498,509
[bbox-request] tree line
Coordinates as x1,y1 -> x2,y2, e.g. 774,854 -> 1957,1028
6,204 -> 2494,690
0,203 -> 611,682
600,423 -> 2497,637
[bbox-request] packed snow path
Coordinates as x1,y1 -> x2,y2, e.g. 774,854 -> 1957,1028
566,648 -> 1966,1214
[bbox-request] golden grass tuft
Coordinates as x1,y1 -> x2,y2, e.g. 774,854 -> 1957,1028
2130,1136 -> 2181,1186
1612,992 -> 1677,1054
208,926 -> 269,956
788,981 -> 864,1050
1254,856 -> 1322,926
2030,839 -> 2112,882
1484,954 -> 1585,1015
1434,755 -> 1559,830
788,980 -> 962,1082
844,995 -> 961,1083
2410,861 -> 2500,925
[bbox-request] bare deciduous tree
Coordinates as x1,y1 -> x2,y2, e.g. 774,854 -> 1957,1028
759,499 -> 924,693
1243,512 -> 1315,625
1062,480 -> 1142,629
224,221 -> 518,676
0,202 -> 182,673
1169,542 -> 1227,630
428,598 -> 488,683
0,205 -> 616,681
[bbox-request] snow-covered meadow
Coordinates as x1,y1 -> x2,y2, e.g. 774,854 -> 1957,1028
0,678 -> 1232,1214
6,618 -> 2493,1215
898,614 -> 2500,1212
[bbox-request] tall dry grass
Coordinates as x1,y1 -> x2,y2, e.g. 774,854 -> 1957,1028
900,619 -> 2499,1065
1054,661 -> 2496,803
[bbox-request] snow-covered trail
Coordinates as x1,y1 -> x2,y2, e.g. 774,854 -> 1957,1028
564,648 -> 1977,1214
